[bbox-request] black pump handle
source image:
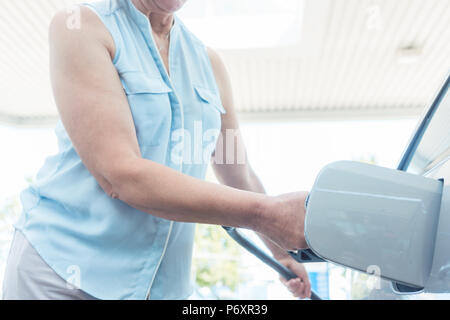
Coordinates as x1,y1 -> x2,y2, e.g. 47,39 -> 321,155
223,227 -> 322,300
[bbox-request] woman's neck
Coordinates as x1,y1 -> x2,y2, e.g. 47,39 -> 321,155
131,0 -> 174,36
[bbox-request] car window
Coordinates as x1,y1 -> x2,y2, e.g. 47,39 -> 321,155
400,75 -> 450,175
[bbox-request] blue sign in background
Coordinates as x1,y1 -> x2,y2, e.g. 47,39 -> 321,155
309,271 -> 329,299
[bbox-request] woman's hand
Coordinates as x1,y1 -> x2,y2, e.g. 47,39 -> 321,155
278,257 -> 312,299
257,192 -> 309,251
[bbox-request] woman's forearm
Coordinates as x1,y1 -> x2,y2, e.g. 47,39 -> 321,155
110,157 -> 272,231
246,172 -> 291,259
212,164 -> 291,259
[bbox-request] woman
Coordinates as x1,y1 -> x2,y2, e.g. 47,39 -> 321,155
2,0 -> 310,300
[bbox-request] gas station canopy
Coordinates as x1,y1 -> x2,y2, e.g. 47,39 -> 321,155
1,0 -> 449,127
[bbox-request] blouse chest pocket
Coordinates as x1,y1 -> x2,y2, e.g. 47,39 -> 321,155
194,85 -> 226,134
121,71 -> 173,149
190,85 -> 226,165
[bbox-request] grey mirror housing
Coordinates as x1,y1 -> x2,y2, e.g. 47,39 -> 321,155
304,161 -> 444,290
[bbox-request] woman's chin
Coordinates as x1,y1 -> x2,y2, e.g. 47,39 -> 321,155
153,0 -> 187,13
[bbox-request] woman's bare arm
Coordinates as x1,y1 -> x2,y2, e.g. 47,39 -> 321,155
49,8 -> 307,250
207,48 -> 309,257
207,48 -> 311,298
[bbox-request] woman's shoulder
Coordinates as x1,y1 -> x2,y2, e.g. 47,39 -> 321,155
175,16 -> 205,48
49,6 -> 116,62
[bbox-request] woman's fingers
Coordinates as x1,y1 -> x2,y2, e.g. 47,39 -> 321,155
286,278 -> 308,299
281,276 -> 311,299
298,272 -> 312,299
278,258 -> 312,299
304,277 -> 312,298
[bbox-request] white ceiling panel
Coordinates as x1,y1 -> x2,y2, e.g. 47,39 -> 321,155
0,0 -> 449,126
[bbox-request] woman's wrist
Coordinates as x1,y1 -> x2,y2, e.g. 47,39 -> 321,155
249,195 -> 277,234
251,199 -> 291,258
272,248 -> 291,261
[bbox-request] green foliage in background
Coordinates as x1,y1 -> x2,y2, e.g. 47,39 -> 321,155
354,154 -> 378,165
0,195 -> 22,290
193,224 -> 242,292
0,197 -> 21,242
0,176 -> 32,240
348,270 -> 374,300
0,177 -> 33,264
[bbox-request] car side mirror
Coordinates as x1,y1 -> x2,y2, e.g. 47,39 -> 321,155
301,161 -> 443,290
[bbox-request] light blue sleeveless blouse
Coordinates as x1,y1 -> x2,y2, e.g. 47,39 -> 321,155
15,0 -> 225,300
